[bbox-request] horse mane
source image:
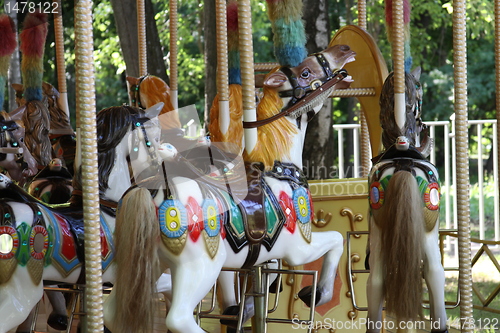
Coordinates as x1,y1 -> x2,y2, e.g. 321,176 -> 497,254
243,73 -> 298,169
379,71 -> 421,149
42,82 -> 74,135
22,100 -> 51,166
208,84 -> 243,149
73,105 -> 148,196
139,75 -> 181,129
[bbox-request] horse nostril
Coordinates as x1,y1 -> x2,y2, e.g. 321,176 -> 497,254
340,45 -> 350,51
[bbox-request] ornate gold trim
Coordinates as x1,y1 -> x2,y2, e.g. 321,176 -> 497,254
312,209 -> 332,228
340,207 -> 364,238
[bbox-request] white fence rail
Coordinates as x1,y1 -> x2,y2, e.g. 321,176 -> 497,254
333,117 -> 500,243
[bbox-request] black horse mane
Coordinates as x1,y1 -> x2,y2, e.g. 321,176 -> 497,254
73,105 -> 150,197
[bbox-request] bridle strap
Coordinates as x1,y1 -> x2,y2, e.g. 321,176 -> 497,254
130,75 -> 147,108
243,69 -> 347,129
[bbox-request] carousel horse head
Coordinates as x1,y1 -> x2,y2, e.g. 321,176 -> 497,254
379,67 -> 432,155
73,103 -> 162,199
244,44 -> 356,168
126,75 -> 181,129
0,111 -> 38,181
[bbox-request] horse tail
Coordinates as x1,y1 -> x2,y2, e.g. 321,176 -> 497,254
376,170 -> 424,321
112,187 -> 160,333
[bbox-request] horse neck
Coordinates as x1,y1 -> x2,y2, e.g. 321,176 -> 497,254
103,136 -> 133,202
281,116 -> 308,168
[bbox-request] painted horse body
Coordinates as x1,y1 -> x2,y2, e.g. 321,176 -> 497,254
0,104 -> 163,333
366,69 -> 447,331
105,44 -> 356,333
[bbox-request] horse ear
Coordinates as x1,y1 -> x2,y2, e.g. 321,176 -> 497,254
411,66 -> 421,81
11,83 -> 23,93
263,72 -> 288,88
145,102 -> 163,119
126,76 -> 140,86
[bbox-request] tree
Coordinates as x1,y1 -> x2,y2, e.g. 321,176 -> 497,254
109,0 -> 168,82
302,0 -> 336,180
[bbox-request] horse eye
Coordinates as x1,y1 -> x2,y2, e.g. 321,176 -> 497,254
301,70 -> 310,79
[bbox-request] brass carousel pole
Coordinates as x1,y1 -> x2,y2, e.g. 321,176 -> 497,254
357,0 -> 371,177
453,0 -> 474,329
495,0 -> 500,243
216,0 -> 230,134
74,0 -> 103,331
53,0 -> 70,118
170,0 -> 178,109
137,0 -> 147,76
391,0 -> 406,130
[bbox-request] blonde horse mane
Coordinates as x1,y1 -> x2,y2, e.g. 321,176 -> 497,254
208,84 -> 243,149
209,69 -> 297,169
113,186 -> 161,333
136,75 -> 181,129
373,171 -> 424,321
243,76 -> 298,169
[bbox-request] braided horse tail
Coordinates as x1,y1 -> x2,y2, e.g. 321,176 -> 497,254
374,170 -> 424,321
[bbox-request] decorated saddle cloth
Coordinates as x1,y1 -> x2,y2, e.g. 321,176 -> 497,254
0,184 -> 114,285
368,146 -> 440,232
155,157 -> 314,267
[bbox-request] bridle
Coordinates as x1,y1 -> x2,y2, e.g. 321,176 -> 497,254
243,53 -> 348,129
127,117 -> 160,183
130,75 -> 147,109
0,120 -> 27,170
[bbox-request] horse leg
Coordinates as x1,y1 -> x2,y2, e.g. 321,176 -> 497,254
423,227 -> 447,331
45,287 -> 69,330
165,248 -> 226,333
366,221 -> 384,333
285,230 -> 344,307
0,269 -> 43,333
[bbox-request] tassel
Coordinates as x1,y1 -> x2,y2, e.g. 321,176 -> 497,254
385,0 -> 412,72
0,15 -> 17,109
20,12 -> 48,102
266,0 -> 307,67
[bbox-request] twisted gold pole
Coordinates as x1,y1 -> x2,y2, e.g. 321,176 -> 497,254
238,0 -> 257,154
75,1 -> 103,331
53,0 -> 69,118
357,0 -> 370,177
170,0 -> 178,108
137,0 -> 147,76
216,0 -> 229,102
453,0 -> 473,330
392,0 -> 405,130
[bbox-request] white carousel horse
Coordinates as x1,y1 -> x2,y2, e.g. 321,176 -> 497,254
104,44 -> 356,333
0,103 -> 165,333
366,69 -> 447,332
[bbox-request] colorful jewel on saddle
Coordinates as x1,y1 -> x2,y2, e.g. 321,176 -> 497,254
369,181 -> 384,210
279,191 -> 296,233
424,182 -> 440,211
293,187 -> 312,242
0,226 -> 18,284
159,199 -> 188,255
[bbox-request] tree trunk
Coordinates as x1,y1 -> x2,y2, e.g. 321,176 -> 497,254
302,0 -> 334,180
203,0 -> 217,129
110,0 -> 168,83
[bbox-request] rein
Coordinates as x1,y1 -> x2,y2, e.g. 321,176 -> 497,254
243,68 -> 347,129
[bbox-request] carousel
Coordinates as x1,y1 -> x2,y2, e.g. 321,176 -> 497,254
0,0 -> 487,332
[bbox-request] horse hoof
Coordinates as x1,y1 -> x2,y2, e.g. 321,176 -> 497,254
220,305 -> 240,327
298,286 -> 322,307
47,313 -> 68,331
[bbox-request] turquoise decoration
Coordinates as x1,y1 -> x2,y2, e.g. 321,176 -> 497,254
159,199 -> 188,238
